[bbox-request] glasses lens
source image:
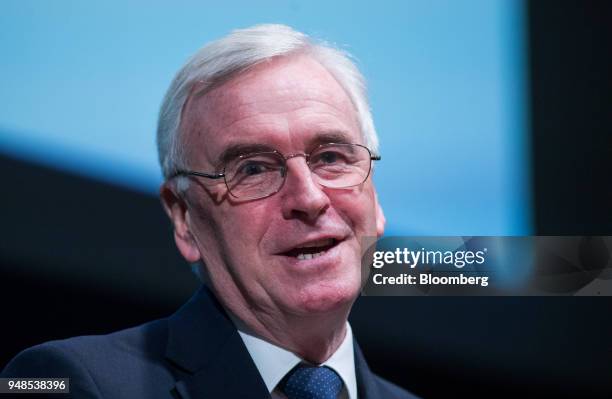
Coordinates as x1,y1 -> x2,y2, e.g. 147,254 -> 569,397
224,152 -> 285,199
309,144 -> 371,188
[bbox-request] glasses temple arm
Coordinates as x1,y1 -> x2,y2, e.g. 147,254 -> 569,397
171,170 -> 225,179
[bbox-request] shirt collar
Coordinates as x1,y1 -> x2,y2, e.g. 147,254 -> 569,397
236,323 -> 357,399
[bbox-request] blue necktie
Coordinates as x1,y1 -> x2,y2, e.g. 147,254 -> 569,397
281,364 -> 344,399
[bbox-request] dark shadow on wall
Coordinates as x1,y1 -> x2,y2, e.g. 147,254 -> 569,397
529,0 -> 612,235
0,151 -> 200,370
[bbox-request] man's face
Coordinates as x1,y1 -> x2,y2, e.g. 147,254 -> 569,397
165,54 -> 385,319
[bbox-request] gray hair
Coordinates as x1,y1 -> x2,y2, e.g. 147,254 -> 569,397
156,23 -> 379,180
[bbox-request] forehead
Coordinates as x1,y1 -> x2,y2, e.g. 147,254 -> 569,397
180,54 -> 361,166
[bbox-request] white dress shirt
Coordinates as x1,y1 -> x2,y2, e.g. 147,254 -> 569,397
236,323 -> 358,399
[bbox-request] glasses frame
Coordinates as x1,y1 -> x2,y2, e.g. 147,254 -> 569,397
170,143 -> 381,200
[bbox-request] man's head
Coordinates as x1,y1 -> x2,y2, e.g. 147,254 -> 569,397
158,24 -> 385,326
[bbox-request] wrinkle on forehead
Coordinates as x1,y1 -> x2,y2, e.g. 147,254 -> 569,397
180,54 -> 360,168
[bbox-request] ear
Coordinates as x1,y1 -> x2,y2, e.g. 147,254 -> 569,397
374,191 -> 386,237
160,182 -> 201,263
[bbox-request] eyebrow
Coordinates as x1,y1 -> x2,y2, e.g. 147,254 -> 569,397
215,130 -> 356,167
308,131 -> 354,148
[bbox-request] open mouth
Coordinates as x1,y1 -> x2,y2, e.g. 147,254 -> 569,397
282,238 -> 339,260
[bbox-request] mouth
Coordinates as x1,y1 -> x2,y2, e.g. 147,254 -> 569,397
280,238 -> 340,260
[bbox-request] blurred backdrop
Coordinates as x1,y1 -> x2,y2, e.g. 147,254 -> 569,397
1,0 -> 610,398
0,0 -> 531,234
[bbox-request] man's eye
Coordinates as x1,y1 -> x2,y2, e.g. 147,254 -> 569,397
236,161 -> 274,176
317,151 -> 342,164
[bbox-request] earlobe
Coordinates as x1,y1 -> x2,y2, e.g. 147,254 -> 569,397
160,183 -> 201,263
174,230 -> 201,263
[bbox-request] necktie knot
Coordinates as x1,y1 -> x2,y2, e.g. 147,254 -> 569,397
281,364 -> 343,399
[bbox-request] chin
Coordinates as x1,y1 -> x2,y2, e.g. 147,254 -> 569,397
292,281 -> 359,315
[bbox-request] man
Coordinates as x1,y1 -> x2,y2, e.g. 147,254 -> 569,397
2,24 -> 417,399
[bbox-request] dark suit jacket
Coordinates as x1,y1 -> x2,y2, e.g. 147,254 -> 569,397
2,286 -> 417,398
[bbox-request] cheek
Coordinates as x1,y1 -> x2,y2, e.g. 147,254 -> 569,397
210,202 -> 272,260
190,202 -> 274,294
329,187 -> 379,235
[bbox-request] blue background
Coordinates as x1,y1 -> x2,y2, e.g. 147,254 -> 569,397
0,0 -> 531,235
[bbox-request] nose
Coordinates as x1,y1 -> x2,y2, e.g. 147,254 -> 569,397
280,156 -> 330,222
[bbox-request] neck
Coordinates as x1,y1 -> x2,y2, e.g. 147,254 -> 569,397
223,296 -> 352,364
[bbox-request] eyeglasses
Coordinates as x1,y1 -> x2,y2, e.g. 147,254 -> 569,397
170,143 -> 381,201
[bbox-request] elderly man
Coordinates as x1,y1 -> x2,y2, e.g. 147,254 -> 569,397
2,24 -> 416,399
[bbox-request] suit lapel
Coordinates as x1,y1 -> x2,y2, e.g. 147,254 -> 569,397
166,286 -> 270,399
354,341 -> 383,399
165,286 -> 388,399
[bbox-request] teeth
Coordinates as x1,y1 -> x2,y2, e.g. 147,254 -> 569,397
297,251 -> 326,260
297,238 -> 334,249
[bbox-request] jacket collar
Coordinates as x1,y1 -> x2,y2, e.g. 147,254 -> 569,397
165,285 -> 384,399
166,285 -> 269,398
354,341 -> 384,399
